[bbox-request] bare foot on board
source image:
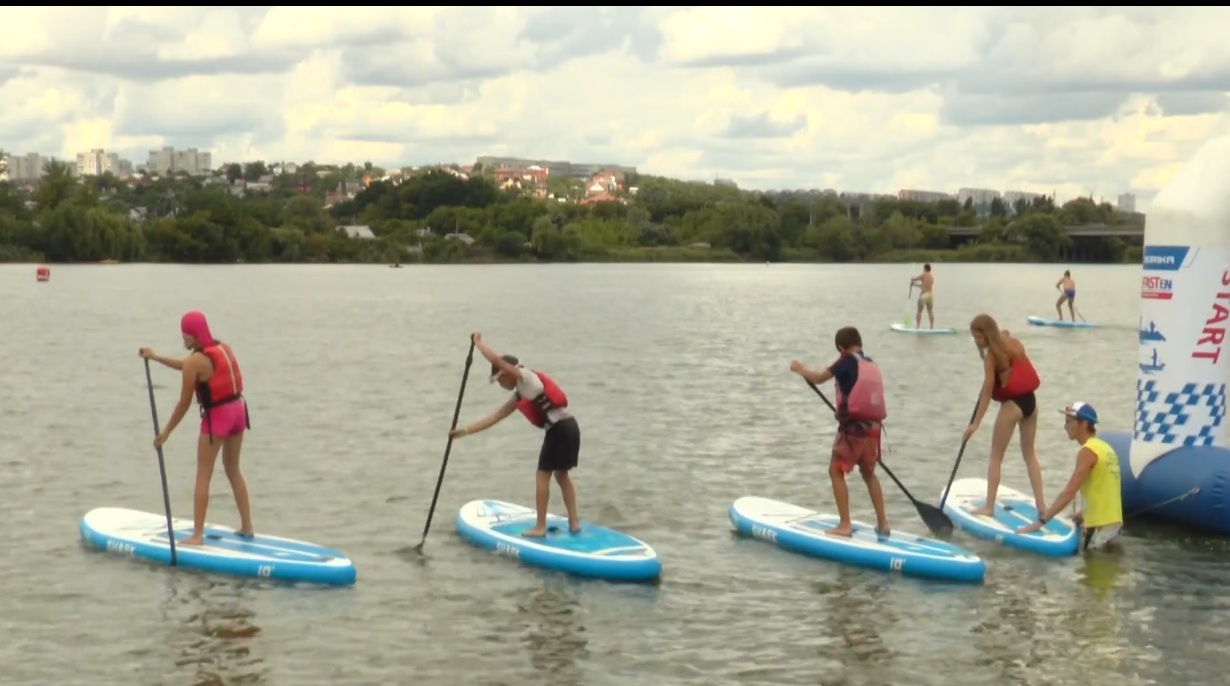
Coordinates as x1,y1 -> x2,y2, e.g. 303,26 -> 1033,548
521,527 -> 547,538
825,525 -> 854,538
969,506 -> 994,517
180,535 -> 204,546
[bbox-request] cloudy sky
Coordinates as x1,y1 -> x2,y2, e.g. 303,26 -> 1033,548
2,7 -> 1229,210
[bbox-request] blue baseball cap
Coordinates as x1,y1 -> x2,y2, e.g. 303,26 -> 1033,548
1060,402 -> 1098,425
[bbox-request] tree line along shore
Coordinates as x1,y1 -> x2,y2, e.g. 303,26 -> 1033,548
0,160 -> 1142,265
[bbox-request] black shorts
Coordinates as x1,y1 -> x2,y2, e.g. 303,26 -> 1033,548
1005,391 -> 1037,419
538,416 -> 581,472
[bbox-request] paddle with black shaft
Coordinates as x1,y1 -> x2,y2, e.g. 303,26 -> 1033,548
412,335 -> 477,553
937,397 -> 982,513
805,380 -> 953,534
143,358 -> 178,566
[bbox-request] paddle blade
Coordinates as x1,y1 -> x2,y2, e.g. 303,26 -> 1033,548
915,502 -> 954,535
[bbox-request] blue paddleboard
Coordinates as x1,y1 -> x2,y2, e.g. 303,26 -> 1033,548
1026,315 -> 1097,329
79,506 -> 357,585
890,323 -> 957,335
938,478 -> 1079,556
728,496 -> 985,583
454,499 -> 661,582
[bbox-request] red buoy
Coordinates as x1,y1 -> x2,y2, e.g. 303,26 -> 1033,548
36,265 -> 50,282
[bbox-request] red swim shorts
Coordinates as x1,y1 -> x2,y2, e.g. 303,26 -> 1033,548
831,430 -> 881,476
200,400 -> 248,439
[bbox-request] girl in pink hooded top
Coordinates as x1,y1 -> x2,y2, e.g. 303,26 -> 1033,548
139,310 -> 255,545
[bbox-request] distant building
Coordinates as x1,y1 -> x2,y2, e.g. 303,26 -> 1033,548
338,225 -> 375,239
475,156 -> 636,181
8,153 -> 54,180
1118,193 -> 1137,213
147,147 -> 212,176
840,191 -> 895,202
493,165 -> 548,188
1003,190 -> 1046,205
76,148 -> 122,177
957,187 -> 1001,208
898,189 -> 954,203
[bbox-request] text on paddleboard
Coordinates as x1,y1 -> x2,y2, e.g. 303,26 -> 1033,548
751,525 -> 777,543
495,542 -> 520,558
107,540 -> 136,556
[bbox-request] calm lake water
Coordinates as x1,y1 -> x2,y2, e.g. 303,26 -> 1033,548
2,261 -> 1225,686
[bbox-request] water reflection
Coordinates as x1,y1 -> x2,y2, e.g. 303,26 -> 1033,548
515,580 -> 590,686
1078,550 -> 1127,596
1060,554 -> 1130,682
159,573 -> 266,685
972,578 -> 1044,685
814,570 -> 894,675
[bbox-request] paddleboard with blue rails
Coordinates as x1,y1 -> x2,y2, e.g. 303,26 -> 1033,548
728,496 -> 985,583
1026,315 -> 1097,329
938,478 -> 1080,557
454,499 -> 661,582
79,507 -> 357,586
890,323 -> 957,335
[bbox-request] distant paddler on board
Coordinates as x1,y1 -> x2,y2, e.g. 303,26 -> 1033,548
1055,270 -> 1077,321
909,263 -> 936,329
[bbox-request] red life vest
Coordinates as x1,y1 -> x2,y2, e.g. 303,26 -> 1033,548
516,370 -> 568,428
833,353 -> 887,424
990,354 -> 1040,402
195,342 -> 244,409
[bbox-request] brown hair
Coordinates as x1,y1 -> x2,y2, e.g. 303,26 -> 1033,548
970,313 -> 1011,373
835,326 -> 862,351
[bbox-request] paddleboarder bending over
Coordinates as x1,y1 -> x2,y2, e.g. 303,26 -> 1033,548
909,263 -> 936,329
451,334 -> 582,538
139,311 -> 254,546
964,313 -> 1047,518
1055,270 -> 1077,321
1015,402 -> 1123,552
790,326 -> 891,538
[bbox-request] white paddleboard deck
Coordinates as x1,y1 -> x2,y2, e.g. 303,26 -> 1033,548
729,496 -> 984,583
939,478 -> 1079,556
80,507 -> 356,585
890,323 -> 957,335
455,499 -> 661,582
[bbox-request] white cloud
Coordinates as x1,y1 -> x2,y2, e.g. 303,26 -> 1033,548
3,6 -> 1230,210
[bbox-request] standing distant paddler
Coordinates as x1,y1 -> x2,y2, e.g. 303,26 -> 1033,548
1055,270 -> 1077,321
910,264 -> 936,329
449,334 -> 582,538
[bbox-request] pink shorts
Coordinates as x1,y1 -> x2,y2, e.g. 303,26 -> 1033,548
200,400 -> 248,438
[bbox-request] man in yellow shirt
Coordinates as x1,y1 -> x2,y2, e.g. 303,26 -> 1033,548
1015,402 -> 1123,552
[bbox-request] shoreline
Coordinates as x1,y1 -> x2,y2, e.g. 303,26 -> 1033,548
1,245 -> 1142,266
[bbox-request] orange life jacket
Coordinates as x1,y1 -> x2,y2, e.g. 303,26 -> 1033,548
195,342 -> 244,409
